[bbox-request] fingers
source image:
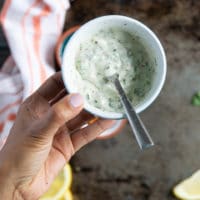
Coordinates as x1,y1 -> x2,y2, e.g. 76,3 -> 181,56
36,72 -> 65,102
22,73 -> 66,119
66,110 -> 95,131
38,93 -> 84,137
49,89 -> 67,106
71,119 -> 115,152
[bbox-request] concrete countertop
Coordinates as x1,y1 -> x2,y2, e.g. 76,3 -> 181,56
65,1 -> 200,200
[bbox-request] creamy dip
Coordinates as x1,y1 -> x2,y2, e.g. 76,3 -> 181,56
75,28 -> 155,113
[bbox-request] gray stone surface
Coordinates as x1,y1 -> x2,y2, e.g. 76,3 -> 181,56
65,1 -> 200,200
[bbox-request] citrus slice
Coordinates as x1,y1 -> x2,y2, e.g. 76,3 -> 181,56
173,170 -> 200,200
60,190 -> 73,200
40,164 -> 72,200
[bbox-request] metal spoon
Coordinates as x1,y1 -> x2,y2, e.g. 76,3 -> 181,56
110,75 -> 154,150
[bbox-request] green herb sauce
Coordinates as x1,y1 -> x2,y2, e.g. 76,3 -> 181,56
75,28 -> 155,112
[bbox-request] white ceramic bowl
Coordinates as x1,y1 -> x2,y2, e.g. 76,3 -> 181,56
62,15 -> 167,119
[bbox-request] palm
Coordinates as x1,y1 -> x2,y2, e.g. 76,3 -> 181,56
18,118 -> 82,199
22,127 -> 73,199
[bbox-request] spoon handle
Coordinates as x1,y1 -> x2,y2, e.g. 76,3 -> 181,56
114,78 -> 154,150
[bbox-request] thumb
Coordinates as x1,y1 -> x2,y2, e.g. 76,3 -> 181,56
35,93 -> 84,138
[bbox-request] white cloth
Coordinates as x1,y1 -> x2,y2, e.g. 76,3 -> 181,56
0,0 -> 70,150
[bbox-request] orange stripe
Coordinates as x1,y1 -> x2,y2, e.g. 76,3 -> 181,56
32,4 -> 51,84
0,0 -> 12,42
0,0 -> 12,23
0,113 -> 18,133
0,123 -> 4,132
7,113 -> 17,121
0,99 -> 21,115
21,0 -> 41,94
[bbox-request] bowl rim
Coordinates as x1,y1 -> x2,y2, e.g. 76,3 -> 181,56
55,25 -> 80,67
97,119 -> 127,140
61,15 -> 167,119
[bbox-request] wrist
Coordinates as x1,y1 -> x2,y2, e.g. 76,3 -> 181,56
0,153 -> 21,199
0,173 -> 15,199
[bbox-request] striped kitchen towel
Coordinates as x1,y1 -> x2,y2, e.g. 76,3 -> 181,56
0,0 -> 70,150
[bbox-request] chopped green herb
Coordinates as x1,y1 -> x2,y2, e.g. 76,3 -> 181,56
136,74 -> 141,80
122,79 -> 126,84
191,92 -> 200,106
108,98 -> 114,108
132,77 -> 136,81
134,88 -> 139,95
103,77 -> 109,83
86,94 -> 90,100
113,49 -> 117,52
146,80 -> 151,85
117,103 -> 123,109
128,50 -> 132,56
154,58 -> 157,65
77,60 -> 81,65
134,88 -> 144,97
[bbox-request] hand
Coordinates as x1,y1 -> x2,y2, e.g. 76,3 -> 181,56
0,72 -> 114,200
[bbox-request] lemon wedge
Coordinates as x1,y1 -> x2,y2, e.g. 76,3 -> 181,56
40,164 -> 72,200
173,170 -> 200,200
60,190 -> 73,200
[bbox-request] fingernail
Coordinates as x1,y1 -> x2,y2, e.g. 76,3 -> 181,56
70,94 -> 84,108
104,120 -> 116,129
